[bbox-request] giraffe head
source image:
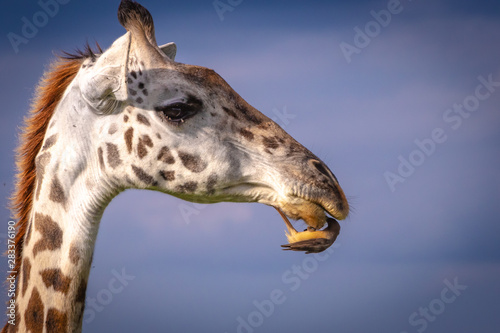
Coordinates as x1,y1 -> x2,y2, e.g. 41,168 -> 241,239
72,0 -> 348,229
2,2 -> 350,332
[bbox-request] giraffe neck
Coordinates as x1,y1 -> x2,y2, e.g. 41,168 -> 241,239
13,101 -> 119,332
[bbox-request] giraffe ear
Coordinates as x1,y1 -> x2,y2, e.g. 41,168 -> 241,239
159,42 -> 177,61
79,33 -> 131,115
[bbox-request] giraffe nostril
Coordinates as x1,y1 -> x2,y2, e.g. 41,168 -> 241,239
309,159 -> 338,183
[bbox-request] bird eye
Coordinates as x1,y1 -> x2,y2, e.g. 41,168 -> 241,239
155,96 -> 202,124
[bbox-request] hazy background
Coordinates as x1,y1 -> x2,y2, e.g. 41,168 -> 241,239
1,0 -> 499,332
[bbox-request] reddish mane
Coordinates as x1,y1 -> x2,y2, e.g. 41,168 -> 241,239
8,44 -> 100,283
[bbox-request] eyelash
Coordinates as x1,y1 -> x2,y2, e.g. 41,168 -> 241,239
154,98 -> 202,124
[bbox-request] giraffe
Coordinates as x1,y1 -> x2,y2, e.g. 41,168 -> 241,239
2,0 -> 349,332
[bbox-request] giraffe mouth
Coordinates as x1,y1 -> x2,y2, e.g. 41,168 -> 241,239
273,198 -> 331,230
217,181 -> 343,230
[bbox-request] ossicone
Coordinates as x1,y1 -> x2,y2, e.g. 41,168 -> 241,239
117,0 -> 156,45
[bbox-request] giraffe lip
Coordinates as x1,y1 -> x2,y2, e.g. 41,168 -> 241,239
275,206 -> 336,231
222,183 -> 340,228
292,191 -> 348,222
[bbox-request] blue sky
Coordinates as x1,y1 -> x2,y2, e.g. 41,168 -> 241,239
1,0 -> 500,332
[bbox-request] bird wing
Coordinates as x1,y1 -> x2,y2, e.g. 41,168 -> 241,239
281,237 -> 333,254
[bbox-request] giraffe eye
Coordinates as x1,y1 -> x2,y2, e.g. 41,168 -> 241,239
155,97 -> 202,124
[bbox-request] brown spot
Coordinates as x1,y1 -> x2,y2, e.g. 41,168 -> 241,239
262,136 -> 279,150
159,170 -> 175,181
130,71 -> 137,79
129,88 -> 137,96
108,123 -> 118,135
22,258 -> 31,297
131,165 -> 158,186
240,128 -> 254,141
142,89 -> 148,96
124,114 -> 129,122
98,147 -> 105,170
69,243 -> 81,265
42,134 -> 58,151
136,97 -> 144,104
137,113 -> 150,126
49,177 -> 66,206
137,135 -> 153,159
124,127 -> 134,154
75,278 -> 87,304
206,174 -> 218,195
177,181 -> 198,193
24,220 -> 33,246
156,133 -> 161,139
222,107 -> 238,119
25,287 -> 44,333
178,151 -> 207,173
143,135 -> 153,147
138,82 -> 144,89
181,66 -> 228,88
35,152 -> 51,200
235,102 -> 264,125
106,143 -> 122,168
46,308 -> 68,333
33,213 -> 63,257
40,268 -> 72,294
137,143 -> 147,159
157,146 -> 175,164
286,140 -> 304,157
